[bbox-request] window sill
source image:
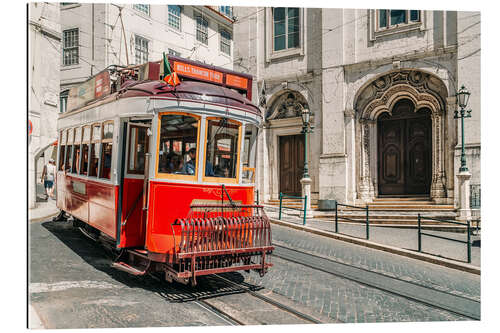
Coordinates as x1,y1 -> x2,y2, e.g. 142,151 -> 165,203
61,4 -> 81,10
166,26 -> 183,37
61,64 -> 82,71
268,47 -> 302,62
133,10 -> 152,22
373,22 -> 423,39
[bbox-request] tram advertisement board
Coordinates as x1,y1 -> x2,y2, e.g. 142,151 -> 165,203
67,71 -> 111,112
226,74 -> 248,90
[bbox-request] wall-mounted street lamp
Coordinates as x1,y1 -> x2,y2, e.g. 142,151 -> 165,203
300,107 -> 314,179
454,85 -> 472,172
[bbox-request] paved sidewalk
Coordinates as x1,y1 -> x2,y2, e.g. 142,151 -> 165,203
29,200 -> 59,222
265,207 -> 480,271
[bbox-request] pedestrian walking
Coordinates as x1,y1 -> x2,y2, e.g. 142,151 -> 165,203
41,158 -> 56,199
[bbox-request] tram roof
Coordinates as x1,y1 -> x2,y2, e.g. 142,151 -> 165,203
119,80 -> 261,116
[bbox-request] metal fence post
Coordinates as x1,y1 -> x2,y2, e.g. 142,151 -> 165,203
366,205 -> 369,240
303,195 -> 307,226
256,189 -> 259,205
417,214 -> 422,252
334,200 -> 338,233
467,220 -> 471,264
279,192 -> 283,220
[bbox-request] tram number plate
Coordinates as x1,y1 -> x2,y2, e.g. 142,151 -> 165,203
72,180 -> 86,195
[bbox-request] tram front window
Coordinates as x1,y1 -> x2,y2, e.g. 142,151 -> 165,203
157,114 -> 198,176
205,118 -> 240,179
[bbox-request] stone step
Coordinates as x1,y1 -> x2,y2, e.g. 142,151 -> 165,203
341,206 -> 454,211
372,196 -> 431,201
368,201 -> 436,206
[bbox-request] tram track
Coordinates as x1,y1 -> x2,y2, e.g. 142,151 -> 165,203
271,244 -> 480,320
150,272 -> 327,325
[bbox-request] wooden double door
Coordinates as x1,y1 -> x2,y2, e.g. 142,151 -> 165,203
377,101 -> 432,195
279,134 -> 305,196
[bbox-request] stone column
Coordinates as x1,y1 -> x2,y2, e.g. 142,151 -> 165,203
300,177 -> 314,218
358,119 -> 375,202
456,170 -> 472,221
430,113 -> 447,202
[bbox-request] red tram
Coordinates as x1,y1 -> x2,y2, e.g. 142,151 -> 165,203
55,55 -> 273,285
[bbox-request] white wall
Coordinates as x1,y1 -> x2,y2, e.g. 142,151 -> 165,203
29,2 -> 61,208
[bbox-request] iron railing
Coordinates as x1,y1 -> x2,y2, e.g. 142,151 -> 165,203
417,214 -> 472,263
333,201 -> 370,240
278,192 -> 308,225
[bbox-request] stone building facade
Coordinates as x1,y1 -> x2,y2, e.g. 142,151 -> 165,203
233,8 -> 480,208
28,2 -> 61,208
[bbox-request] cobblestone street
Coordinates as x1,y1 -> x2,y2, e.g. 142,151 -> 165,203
29,217 -> 480,328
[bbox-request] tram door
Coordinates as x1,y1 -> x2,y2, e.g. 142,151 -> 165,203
119,121 -> 151,248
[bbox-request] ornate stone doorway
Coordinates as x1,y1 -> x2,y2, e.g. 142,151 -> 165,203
377,99 -> 432,195
353,69 -> 449,202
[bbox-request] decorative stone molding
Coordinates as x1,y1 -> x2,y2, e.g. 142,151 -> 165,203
266,90 -> 309,120
354,69 -> 449,202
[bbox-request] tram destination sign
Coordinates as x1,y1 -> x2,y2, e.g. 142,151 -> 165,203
173,61 -> 223,84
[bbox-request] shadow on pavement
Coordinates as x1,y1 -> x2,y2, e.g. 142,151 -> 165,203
40,220 -> 262,303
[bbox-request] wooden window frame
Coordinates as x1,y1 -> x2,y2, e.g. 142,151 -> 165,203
376,9 -> 421,31
155,112 -> 201,181
202,117 -> 242,184
168,5 -> 181,31
272,7 -> 300,52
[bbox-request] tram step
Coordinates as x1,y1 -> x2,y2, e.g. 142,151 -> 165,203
111,261 -> 147,276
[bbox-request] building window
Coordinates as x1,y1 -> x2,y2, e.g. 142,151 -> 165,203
219,6 -> 232,18
59,90 -> 69,113
168,5 -> 181,31
378,9 -> 421,29
133,4 -> 150,16
272,8 -> 299,52
63,28 -> 79,66
134,35 -> 149,65
195,14 -> 208,45
220,29 -> 231,55
168,48 -> 180,57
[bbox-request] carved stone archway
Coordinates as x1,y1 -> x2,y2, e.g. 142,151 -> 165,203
353,69 -> 448,202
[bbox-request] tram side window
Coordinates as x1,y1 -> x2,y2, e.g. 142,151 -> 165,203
242,124 -> 258,183
72,127 -> 82,174
89,123 -> 101,177
65,128 -> 74,172
205,118 -> 240,179
157,114 -> 198,176
128,126 -> 149,174
81,125 -> 90,175
99,121 -> 114,180
58,130 -> 66,171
